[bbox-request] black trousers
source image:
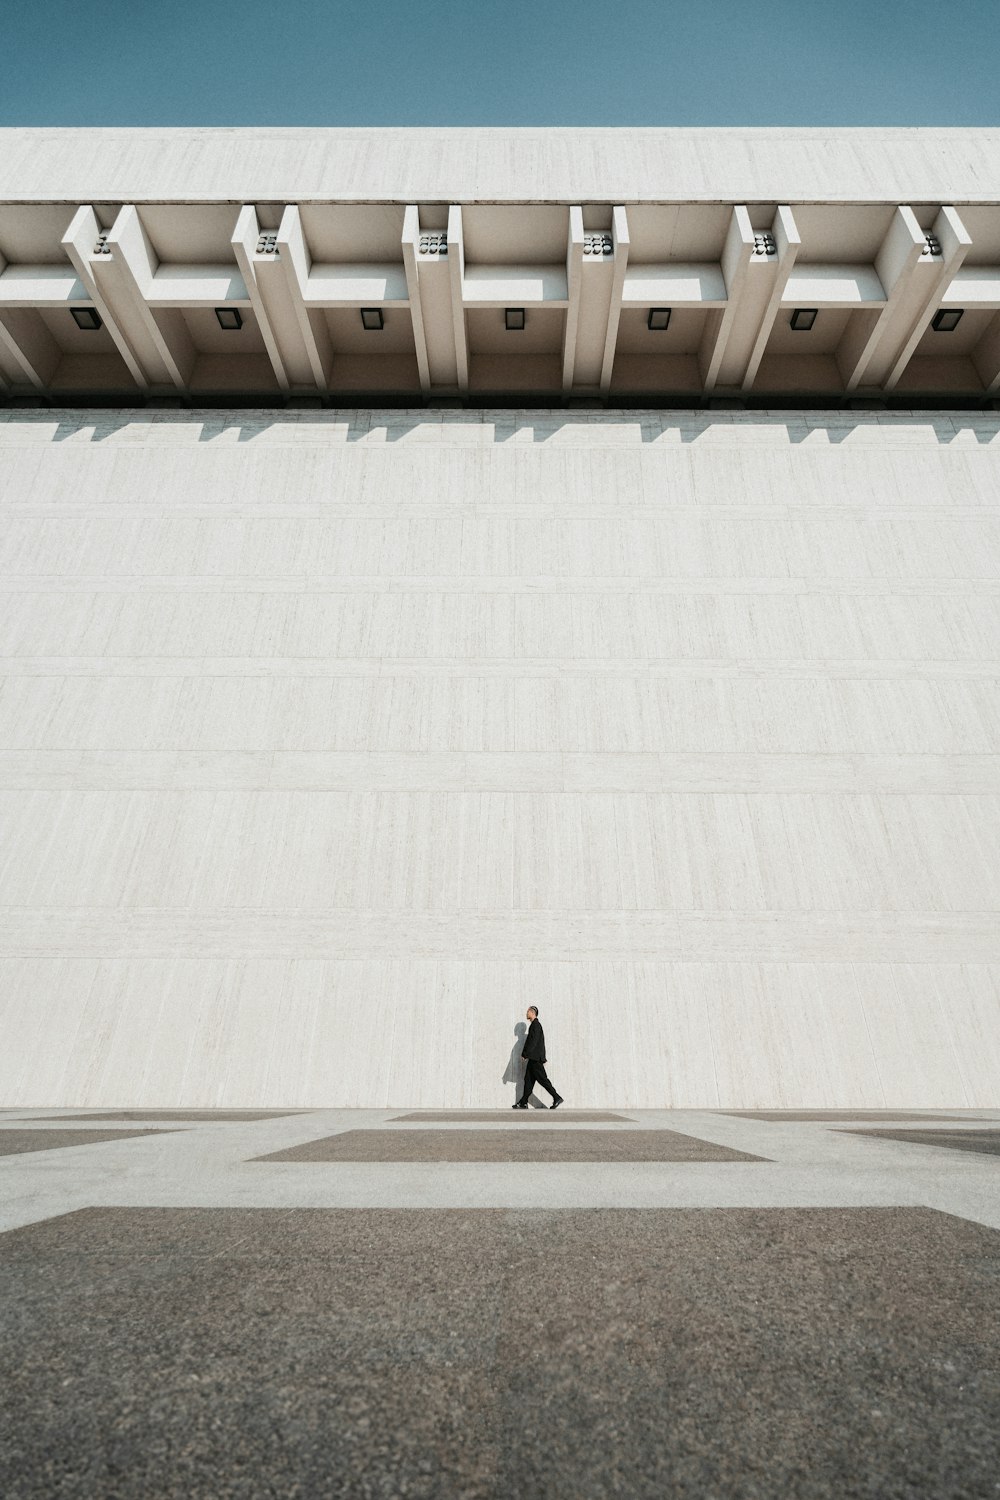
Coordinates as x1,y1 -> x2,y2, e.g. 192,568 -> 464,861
517,1059 -> 559,1107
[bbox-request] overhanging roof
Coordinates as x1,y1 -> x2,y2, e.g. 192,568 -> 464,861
1,129 -> 999,406
1,127 -> 1000,204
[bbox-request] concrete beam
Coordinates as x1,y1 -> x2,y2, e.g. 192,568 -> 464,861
0,265 -> 90,308
701,205 -> 754,393
277,205 -> 333,394
401,205 -> 431,398
0,247 -> 9,392
884,206 -> 972,391
560,208 -> 628,397
231,205 -> 290,393
839,205 -> 925,392
61,205 -> 150,391
742,206 -> 801,392
447,205 -> 468,396
600,207 -> 630,398
561,206 -> 584,393
104,206 -> 195,392
237,214 -> 314,392
402,210 -> 459,394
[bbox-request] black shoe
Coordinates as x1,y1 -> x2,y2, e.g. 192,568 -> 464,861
512,1103 -> 528,1110
550,1096 -> 564,1110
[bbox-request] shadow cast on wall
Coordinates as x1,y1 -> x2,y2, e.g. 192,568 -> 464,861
4,405 -> 996,450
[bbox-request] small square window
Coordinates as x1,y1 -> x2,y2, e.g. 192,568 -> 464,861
71,307 -> 102,330
360,308 -> 384,331
647,308 -> 671,331
505,308 -> 525,331
790,308 -> 818,331
931,308 -> 964,332
215,308 -> 243,330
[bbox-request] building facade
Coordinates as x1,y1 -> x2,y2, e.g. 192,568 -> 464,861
1,129 -> 998,1106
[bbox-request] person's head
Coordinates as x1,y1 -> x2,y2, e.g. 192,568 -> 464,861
526,1006 -> 538,1022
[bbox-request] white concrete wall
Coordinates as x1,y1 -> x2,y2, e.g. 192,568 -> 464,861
2,127 -> 1000,203
1,407 -> 999,1108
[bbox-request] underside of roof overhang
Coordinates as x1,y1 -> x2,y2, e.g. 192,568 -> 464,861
2,131 -> 1000,407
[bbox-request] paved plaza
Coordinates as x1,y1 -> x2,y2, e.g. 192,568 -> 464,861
2,1105 -> 999,1499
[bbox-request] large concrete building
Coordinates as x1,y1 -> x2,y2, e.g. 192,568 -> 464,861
1,128 -> 999,1108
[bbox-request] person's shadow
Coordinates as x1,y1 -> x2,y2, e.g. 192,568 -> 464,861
502,1022 -> 547,1108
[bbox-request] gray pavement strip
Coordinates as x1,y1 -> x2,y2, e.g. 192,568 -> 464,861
2,1205 -> 999,1500
841,1128 -> 1000,1158
252,1128 -> 765,1163
714,1111 -> 984,1122
0,1129 -> 181,1157
390,1110 -> 632,1123
31,1110 -> 310,1122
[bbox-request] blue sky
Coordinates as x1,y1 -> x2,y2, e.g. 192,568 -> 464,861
1,0 -> 997,127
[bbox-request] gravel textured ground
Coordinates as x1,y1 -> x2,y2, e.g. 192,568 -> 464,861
0,1129 -> 178,1157
254,1128 -> 764,1162
843,1128 -> 1000,1157
717,1111 -> 982,1122
2,1206 -> 999,1500
390,1110 -> 630,1123
34,1111 -> 305,1123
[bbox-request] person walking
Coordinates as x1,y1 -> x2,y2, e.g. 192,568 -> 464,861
513,1006 -> 564,1110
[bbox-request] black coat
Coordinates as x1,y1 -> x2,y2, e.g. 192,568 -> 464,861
521,1018 -> 546,1063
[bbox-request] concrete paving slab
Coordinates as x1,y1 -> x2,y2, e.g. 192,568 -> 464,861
3,1108 -> 1000,1228
716,1111 -> 983,1122
254,1128 -> 765,1163
391,1110 -> 632,1123
843,1128 -> 1000,1158
0,1129 -> 179,1157
2,1205 -> 998,1500
32,1110 -> 309,1122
